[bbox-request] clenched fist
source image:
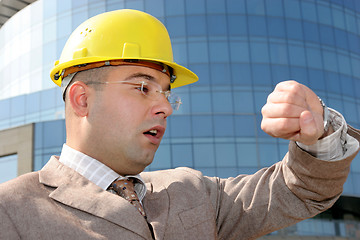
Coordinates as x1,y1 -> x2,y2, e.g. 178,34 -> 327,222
261,80 -> 330,145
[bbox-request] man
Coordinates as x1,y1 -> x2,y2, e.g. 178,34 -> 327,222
0,9 -> 359,240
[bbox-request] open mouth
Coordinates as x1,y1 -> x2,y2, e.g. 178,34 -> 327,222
144,129 -> 158,137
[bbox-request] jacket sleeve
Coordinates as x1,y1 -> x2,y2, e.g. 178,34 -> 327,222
0,203 -> 21,240
204,126 -> 360,240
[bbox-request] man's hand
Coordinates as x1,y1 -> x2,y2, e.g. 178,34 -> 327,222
261,80 -> 325,145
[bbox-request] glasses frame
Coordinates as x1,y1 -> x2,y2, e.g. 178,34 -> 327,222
86,79 -> 182,110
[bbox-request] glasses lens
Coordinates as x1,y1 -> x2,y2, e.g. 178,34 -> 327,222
168,93 -> 182,110
138,80 -> 182,110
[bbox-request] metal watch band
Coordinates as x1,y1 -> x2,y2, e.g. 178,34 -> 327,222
318,97 -> 330,132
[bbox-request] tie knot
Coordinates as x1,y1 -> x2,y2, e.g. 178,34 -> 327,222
110,178 -> 147,218
111,178 -> 138,202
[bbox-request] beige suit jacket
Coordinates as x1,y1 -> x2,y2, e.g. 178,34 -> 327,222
1,127 -> 359,240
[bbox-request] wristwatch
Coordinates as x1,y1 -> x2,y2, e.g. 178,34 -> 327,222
318,97 -> 330,132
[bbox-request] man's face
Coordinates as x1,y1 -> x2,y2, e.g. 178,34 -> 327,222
84,65 -> 173,175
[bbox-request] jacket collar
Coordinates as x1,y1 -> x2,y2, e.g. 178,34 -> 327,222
39,156 -> 156,239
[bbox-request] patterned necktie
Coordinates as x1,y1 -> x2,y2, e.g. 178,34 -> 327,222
110,178 -> 147,218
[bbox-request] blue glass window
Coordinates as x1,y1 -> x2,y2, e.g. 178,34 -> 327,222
124,0 -> 144,11
172,144 -> 193,168
265,0 -> 283,17
248,16 -> 267,36
338,55 -> 352,76
351,57 -> 360,79
323,51 -> 338,72
145,0 -> 165,18
89,1 -> 106,18
345,13 -> 357,33
289,67 -> 308,86
348,33 -> 360,55
186,15 -> 206,36
166,16 -> 186,38
319,25 -> 335,47
152,144 -> 171,169
43,120 -> 65,148
72,9 -> 88,30
215,143 -> 237,167
185,0 -> 205,14
191,92 -> 212,113
233,91 -> 254,114
172,42 -> 188,65
207,15 -> 227,36
259,143 -> 279,167
250,42 -> 269,63
212,90 -> 233,113
106,0 -> 125,10
226,0 -> 246,14
306,48 -> 322,69
188,64 -> 210,85
303,22 -> 319,43
43,0 -> 57,19
332,8 -> 345,29
169,115 -> 192,137
267,17 -> 286,39
328,97 -> 344,113
252,64 -> 271,86
165,0 -> 185,16
228,15 -> 247,36
206,0 -> 226,14
10,95 -> 25,117
34,122 -> 43,150
308,69 -> 326,91
209,41 -> 229,62
188,42 -> 209,63
344,100 -> 358,123
288,45 -> 306,67
334,29 -> 348,51
230,41 -> 250,63
325,72 -> 341,94
72,0 -> 87,8
271,65 -> 290,83
284,0 -> 301,19
40,88 -> 56,110
194,144 -> 216,167
57,15 -> 72,39
286,19 -> 303,41
56,0 -> 71,13
192,115 -> 213,137
26,92 -> 40,114
213,115 -> 235,137
234,115 -> 256,137
0,99 -> 10,120
270,43 -> 288,65
301,2 -> 317,22
210,63 -> 231,85
237,143 -> 258,167
231,63 -> 252,86
246,0 -> 265,15
317,4 -> 332,26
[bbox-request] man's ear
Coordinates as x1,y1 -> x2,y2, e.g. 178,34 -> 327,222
68,81 -> 90,117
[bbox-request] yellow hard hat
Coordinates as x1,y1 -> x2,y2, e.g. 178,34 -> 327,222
50,9 -> 198,89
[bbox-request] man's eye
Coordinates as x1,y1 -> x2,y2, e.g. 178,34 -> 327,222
141,86 -> 150,94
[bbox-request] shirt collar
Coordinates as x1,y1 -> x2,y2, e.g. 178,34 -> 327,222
59,144 -> 147,201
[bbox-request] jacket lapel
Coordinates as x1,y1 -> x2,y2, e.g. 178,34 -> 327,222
39,157 -> 153,239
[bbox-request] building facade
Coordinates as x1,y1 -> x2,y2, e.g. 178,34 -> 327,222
0,0 -> 359,238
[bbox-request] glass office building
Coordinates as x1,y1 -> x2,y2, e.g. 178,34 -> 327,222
0,0 -> 359,238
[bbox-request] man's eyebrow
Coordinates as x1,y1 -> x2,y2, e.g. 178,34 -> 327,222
125,72 -> 171,91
